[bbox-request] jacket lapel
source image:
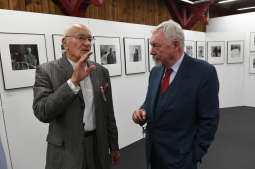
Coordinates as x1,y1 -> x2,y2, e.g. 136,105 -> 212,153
59,55 -> 73,81
87,60 -> 100,93
150,66 -> 164,117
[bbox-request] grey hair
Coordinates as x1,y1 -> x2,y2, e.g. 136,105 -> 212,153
153,19 -> 185,50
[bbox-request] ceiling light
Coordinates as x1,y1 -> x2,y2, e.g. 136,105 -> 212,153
179,0 -> 194,4
218,0 -> 238,4
237,6 -> 255,11
193,0 -> 210,4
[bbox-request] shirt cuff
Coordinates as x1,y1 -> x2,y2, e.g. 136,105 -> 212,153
67,79 -> 80,94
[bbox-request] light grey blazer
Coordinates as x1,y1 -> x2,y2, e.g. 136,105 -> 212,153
33,55 -> 119,169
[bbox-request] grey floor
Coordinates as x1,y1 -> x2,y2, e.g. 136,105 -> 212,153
112,106 -> 255,169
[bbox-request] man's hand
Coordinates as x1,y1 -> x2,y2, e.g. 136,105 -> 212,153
70,52 -> 96,86
110,151 -> 120,165
132,109 -> 146,124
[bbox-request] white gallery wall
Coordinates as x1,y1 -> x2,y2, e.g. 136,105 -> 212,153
0,9 -> 248,169
207,12 -> 255,107
205,32 -> 246,108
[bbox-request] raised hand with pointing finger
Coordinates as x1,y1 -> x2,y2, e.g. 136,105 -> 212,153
70,51 -> 96,86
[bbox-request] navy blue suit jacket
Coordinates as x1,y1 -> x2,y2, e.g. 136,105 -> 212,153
141,54 -> 219,169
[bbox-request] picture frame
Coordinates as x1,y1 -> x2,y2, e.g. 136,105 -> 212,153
249,52 -> 255,73
227,41 -> 244,64
52,34 -> 96,61
123,37 -> 146,75
93,36 -> 122,77
184,40 -> 196,58
207,41 -> 225,65
0,32 -> 48,89
250,32 -> 255,51
196,41 -> 207,61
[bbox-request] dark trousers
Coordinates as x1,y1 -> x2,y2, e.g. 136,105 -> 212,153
150,144 -> 164,169
82,131 -> 101,169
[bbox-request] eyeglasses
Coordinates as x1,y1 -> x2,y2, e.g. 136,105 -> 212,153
65,35 -> 94,43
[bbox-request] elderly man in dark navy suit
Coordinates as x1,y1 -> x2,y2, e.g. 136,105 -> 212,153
132,19 -> 219,169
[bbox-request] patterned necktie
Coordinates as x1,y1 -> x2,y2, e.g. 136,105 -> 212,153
161,68 -> 172,93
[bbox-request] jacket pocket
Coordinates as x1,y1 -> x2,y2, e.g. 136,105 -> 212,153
46,135 -> 64,169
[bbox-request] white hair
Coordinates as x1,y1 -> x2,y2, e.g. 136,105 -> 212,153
153,19 -> 185,50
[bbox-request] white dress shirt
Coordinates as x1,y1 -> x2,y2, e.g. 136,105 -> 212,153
162,53 -> 185,85
67,58 -> 96,131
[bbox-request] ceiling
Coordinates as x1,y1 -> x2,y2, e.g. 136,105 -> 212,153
174,0 -> 255,18
210,0 -> 255,17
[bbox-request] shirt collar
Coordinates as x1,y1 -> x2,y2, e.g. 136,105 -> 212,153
67,57 -> 76,69
170,53 -> 185,73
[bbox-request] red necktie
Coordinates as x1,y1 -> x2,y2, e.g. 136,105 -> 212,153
161,68 -> 172,93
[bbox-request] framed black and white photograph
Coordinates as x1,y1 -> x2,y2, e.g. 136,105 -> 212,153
52,34 -> 95,61
196,41 -> 206,61
227,41 -> 244,64
207,41 -> 225,65
249,52 -> 255,73
250,32 -> 255,51
124,38 -> 146,75
184,40 -> 196,58
94,36 -> 121,76
0,33 -> 47,89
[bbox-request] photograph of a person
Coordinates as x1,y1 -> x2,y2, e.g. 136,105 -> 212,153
184,40 -> 196,58
100,45 -> 117,65
196,41 -> 206,61
198,46 -> 205,58
124,37 -> 146,74
227,41 -> 244,64
186,45 -> 193,57
129,45 -> 142,62
94,36 -> 121,76
207,41 -> 225,65
230,44 -> 241,58
9,44 -> 39,70
211,46 -> 221,57
0,33 -> 47,89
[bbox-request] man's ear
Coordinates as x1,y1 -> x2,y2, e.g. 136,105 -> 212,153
62,37 -> 67,49
172,39 -> 180,49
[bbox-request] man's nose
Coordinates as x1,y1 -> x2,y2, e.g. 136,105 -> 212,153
82,39 -> 91,46
150,48 -> 156,55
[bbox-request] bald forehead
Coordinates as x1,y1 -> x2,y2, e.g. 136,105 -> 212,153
64,24 -> 91,36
